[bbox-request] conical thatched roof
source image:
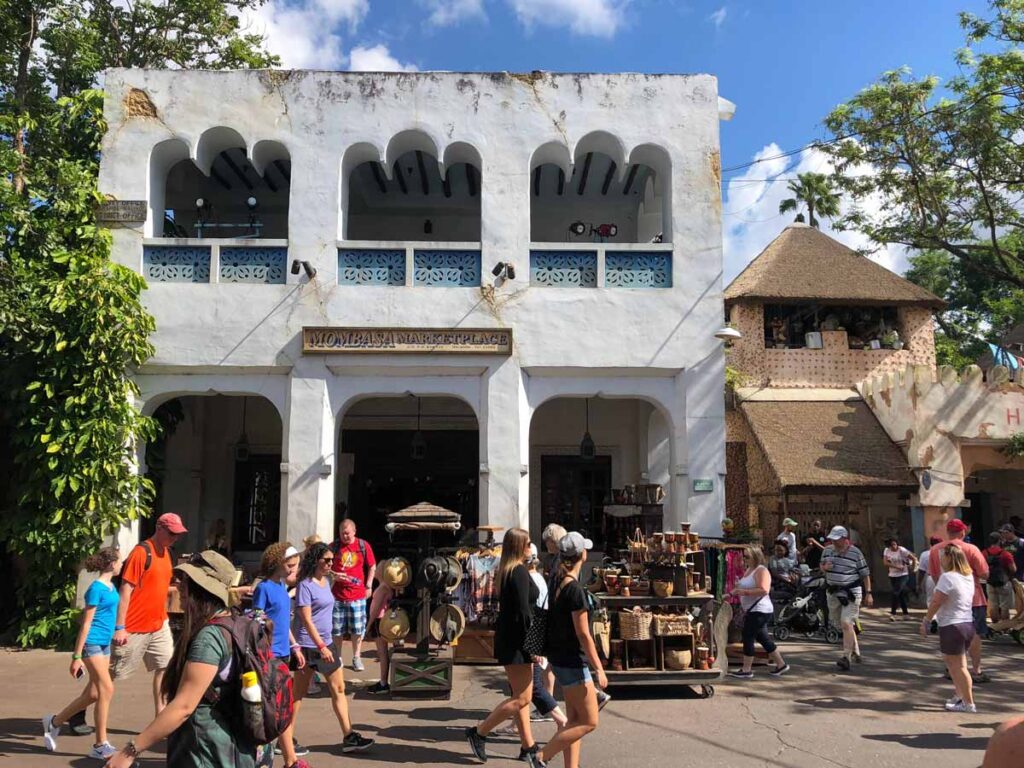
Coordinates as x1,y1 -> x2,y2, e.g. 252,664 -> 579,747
725,224 -> 944,308
388,501 -> 460,523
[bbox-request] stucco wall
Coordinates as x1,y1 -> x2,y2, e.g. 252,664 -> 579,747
102,70 -> 728,542
729,303 -> 935,389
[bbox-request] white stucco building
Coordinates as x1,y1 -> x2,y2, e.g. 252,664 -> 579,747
99,69 -> 733,562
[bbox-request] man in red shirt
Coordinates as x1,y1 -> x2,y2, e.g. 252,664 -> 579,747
928,518 -> 990,682
330,519 -> 376,672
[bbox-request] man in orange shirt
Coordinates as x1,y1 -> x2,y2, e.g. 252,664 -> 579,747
928,518 -> 991,683
112,513 -> 186,714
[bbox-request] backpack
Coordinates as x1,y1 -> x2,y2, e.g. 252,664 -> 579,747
113,541 -> 153,590
206,613 -> 294,746
987,551 -> 1008,587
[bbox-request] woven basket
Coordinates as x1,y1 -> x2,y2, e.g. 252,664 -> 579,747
618,609 -> 653,641
652,615 -> 692,637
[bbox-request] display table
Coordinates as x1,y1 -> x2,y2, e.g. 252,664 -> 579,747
597,593 -> 721,698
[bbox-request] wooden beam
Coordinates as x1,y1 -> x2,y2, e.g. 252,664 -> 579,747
370,162 -> 388,194
221,150 -> 254,190
577,152 -> 592,196
601,160 -> 617,195
272,159 -> 291,183
394,161 -> 408,195
442,172 -> 452,198
466,164 -> 477,197
557,168 -> 565,196
210,166 -> 232,191
622,164 -> 639,195
533,166 -> 541,197
262,166 -> 280,193
415,150 -> 430,195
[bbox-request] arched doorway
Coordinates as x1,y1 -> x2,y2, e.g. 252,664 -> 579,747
337,396 -> 480,546
143,394 -> 283,565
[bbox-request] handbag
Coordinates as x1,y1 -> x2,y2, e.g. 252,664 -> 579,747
523,604 -> 548,657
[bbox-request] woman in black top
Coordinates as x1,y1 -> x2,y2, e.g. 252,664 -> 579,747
526,532 -> 606,768
466,528 -> 539,763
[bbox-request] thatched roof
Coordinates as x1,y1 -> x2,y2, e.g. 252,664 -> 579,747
740,400 -> 918,491
388,501 -> 460,523
724,224 -> 944,308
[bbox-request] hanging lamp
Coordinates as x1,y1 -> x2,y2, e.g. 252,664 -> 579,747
234,396 -> 251,462
411,397 -> 427,460
580,398 -> 596,459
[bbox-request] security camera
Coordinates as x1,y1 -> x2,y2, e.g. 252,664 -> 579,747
491,262 -> 504,277
505,263 -> 516,280
290,259 -> 301,275
301,260 -> 317,280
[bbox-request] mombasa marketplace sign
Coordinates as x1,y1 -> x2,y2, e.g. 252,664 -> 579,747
302,327 -> 513,355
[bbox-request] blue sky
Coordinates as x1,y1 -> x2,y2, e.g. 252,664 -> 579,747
245,0 -> 993,277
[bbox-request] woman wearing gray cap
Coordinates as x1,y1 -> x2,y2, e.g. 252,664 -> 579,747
525,532 -> 606,768
105,550 -> 253,768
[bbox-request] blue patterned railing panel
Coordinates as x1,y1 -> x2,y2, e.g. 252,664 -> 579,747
143,245 -> 211,283
338,249 -> 406,286
530,250 -> 598,287
220,246 -> 287,284
413,249 -> 481,287
605,251 -> 672,288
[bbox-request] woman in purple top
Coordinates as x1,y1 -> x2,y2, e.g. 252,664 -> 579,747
293,543 -> 374,755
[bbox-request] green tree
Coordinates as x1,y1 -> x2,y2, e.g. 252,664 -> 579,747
904,248 -> 1024,368
0,0 -> 276,645
777,172 -> 841,228
822,0 -> 1024,289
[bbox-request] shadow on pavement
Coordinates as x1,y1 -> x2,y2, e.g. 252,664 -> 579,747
864,732 -> 990,750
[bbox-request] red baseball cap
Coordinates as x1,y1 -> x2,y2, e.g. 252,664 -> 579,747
157,512 -> 188,534
946,519 -> 968,534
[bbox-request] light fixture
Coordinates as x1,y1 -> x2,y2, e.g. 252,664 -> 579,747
423,219 -> 433,235
246,196 -> 258,210
290,259 -> 317,280
411,397 -> 426,460
580,398 -> 596,459
491,262 -> 516,280
234,396 -> 251,462
195,197 -> 206,209
714,326 -> 742,343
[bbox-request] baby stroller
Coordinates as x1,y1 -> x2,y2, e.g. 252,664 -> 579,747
772,568 -> 840,643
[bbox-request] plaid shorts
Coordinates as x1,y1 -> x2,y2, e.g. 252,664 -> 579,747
332,599 -> 368,638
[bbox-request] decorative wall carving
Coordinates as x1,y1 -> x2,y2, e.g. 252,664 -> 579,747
605,251 -> 672,288
143,245 -> 211,283
338,249 -> 406,286
413,250 -> 481,286
530,250 -> 598,287
220,247 -> 287,284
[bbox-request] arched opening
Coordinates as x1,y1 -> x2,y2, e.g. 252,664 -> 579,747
142,395 -> 283,567
528,396 -> 671,550
336,396 -> 480,547
158,129 -> 291,239
344,140 -> 482,242
530,136 -> 669,244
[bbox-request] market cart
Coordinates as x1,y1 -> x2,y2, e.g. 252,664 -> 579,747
598,594 -> 722,698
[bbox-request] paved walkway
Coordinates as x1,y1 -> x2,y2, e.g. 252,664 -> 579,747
2,610 -> 1020,767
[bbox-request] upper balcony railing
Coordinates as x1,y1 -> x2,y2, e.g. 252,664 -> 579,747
337,242 -> 482,287
529,243 -> 672,288
143,239 -> 289,284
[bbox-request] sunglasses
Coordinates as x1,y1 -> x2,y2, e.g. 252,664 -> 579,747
320,557 -> 334,564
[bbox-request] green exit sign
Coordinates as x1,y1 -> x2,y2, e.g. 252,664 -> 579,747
692,479 -> 714,493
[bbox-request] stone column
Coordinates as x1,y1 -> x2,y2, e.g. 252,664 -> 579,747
481,359 -> 524,531
282,364 -> 336,544
683,352 -> 727,536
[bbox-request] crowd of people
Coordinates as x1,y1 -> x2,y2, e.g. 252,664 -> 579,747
42,515 -> 614,768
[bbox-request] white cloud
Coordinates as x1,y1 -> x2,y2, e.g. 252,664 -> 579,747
708,6 -> 727,28
240,0 -> 369,69
722,143 -> 910,283
422,0 -> 487,26
508,0 -> 627,38
349,44 -> 419,72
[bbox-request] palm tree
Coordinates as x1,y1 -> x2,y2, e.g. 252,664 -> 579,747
778,172 -> 841,228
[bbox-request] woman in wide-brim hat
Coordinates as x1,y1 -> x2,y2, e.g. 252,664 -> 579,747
106,550 -> 250,768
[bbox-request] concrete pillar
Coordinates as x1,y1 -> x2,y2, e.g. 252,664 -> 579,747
481,358 -> 524,531
282,366 -> 336,544
682,352 -> 727,536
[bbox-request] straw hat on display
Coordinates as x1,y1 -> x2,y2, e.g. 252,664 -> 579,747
379,607 -> 412,642
429,603 -> 466,644
380,557 -> 412,590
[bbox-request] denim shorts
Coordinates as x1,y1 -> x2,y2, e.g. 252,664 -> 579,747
82,643 -> 111,659
551,663 -> 592,689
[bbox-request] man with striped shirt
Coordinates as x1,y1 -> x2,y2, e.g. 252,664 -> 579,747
822,525 -> 874,671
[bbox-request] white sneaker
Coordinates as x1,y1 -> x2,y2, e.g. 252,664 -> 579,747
493,724 -> 519,736
352,656 -> 365,672
89,742 -> 117,760
945,696 -> 962,708
42,714 -> 60,752
945,700 -> 977,713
